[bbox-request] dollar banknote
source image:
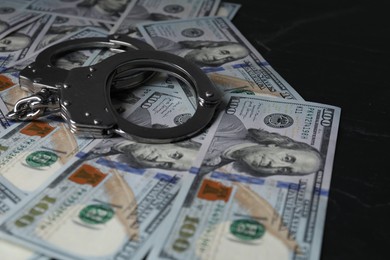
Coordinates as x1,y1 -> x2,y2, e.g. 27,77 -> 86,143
0,143 -> 183,259
0,238 -> 47,260
0,152 -> 42,259
6,26 -> 109,74
0,17 -> 196,257
0,58 -> 202,259
0,0 -> 43,39
119,90 -> 196,132
0,26 -> 110,260
111,0 -> 221,36
148,94 -> 340,260
0,74 -> 95,221
0,13 -> 107,70
1,17 -> 110,72
0,15 -> 52,70
0,3 -> 342,260
25,0 -> 135,24
216,2 -> 241,20
0,103 -> 206,260
25,14 -> 110,57
137,16 -> 303,100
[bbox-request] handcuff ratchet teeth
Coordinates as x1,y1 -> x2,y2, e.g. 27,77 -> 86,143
6,35 -> 222,143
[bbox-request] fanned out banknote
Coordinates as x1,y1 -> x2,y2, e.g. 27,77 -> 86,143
0,15 -> 52,70
113,80 -> 197,125
0,0 -> 44,40
0,23 -> 138,222
25,14 -> 111,57
215,2 -> 241,20
111,0 -> 221,35
0,26 -> 107,256
6,26 -> 110,75
0,88 -> 93,222
0,92 -> 340,260
149,93 -> 340,260
0,52 -> 203,259
24,0 -> 136,24
0,2 -> 341,260
0,79 -> 204,259
137,16 -> 303,100
2,19 -> 110,72
0,141 -> 185,260
0,19 -> 127,257
0,2 -> 239,258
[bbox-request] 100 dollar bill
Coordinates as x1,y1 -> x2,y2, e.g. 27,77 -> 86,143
1,14 -> 108,71
0,81 -> 204,259
0,74 -> 94,222
9,26 -> 109,73
137,17 -> 303,100
0,15 -> 51,70
149,94 -> 340,260
0,142 -> 183,259
112,0 -> 221,36
24,0 -> 134,24
0,0 -> 43,39
215,2 -> 241,20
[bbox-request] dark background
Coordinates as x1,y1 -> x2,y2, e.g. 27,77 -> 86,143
228,1 -> 390,259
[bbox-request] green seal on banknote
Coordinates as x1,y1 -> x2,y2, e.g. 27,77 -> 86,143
230,219 -> 265,241
79,204 -> 114,225
25,151 -> 58,168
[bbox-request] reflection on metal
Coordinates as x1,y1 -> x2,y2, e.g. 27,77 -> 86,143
7,35 -> 222,143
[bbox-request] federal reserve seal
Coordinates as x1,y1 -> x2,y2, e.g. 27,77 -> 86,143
26,151 -> 58,168
181,28 -> 204,38
264,113 -> 294,128
79,204 -> 114,225
230,219 -> 265,241
163,4 -> 184,13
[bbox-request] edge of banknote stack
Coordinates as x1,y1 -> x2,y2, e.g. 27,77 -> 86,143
0,1 -> 340,260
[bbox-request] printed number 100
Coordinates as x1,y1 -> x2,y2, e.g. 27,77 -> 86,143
172,215 -> 199,252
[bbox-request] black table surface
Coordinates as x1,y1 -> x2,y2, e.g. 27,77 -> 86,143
229,1 -> 390,259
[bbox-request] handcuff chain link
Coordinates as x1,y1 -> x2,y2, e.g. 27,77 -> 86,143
6,88 -> 60,120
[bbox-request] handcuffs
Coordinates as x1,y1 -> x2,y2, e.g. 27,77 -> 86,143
6,34 -> 222,143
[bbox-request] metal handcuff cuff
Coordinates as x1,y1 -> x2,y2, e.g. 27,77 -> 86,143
6,34 -> 222,143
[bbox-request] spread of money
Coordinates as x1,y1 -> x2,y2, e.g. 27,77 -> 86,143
0,1 -> 341,260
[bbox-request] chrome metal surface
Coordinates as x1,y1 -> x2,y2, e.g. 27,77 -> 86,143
7,35 -> 222,143
6,88 -> 60,120
19,34 -> 155,93
60,50 -> 222,143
